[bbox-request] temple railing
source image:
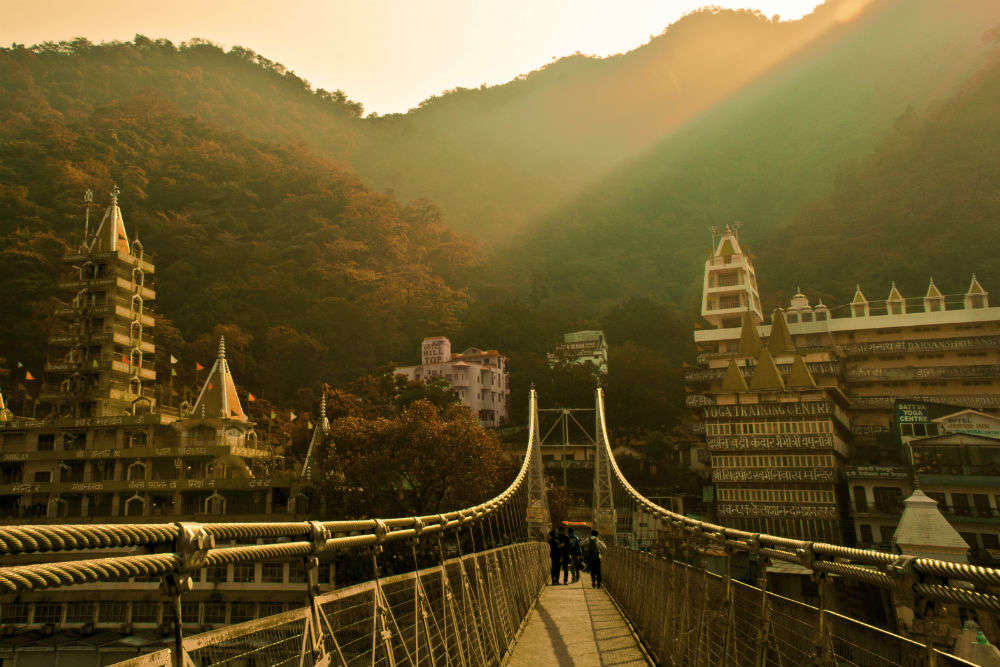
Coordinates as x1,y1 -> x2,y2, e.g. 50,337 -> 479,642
593,387 -> 999,666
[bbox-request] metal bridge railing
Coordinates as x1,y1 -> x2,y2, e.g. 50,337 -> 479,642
0,390 -> 553,667
592,387 -> 997,667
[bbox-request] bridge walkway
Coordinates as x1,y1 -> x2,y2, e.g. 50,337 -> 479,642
507,577 -> 651,667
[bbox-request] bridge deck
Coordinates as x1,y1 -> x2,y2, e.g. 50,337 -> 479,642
507,577 -> 650,667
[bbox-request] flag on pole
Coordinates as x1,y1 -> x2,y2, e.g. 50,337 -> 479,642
122,353 -> 129,364
289,411 -> 298,422
270,410 -> 276,420
307,420 -> 313,429
247,393 -> 256,402
25,371 -> 35,381
16,361 -> 23,369
170,368 -> 177,377
208,382 -> 214,390
195,362 -> 205,371
92,359 -> 99,368
170,355 -> 178,365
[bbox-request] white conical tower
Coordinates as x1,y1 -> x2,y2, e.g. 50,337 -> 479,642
89,185 -> 130,254
191,336 -> 247,421
301,388 -> 331,477
892,489 -> 969,562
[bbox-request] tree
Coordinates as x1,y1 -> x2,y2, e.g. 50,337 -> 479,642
315,398 -> 509,517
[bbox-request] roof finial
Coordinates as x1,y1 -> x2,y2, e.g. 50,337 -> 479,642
319,388 -> 327,420
110,184 -> 120,207
218,335 -> 226,359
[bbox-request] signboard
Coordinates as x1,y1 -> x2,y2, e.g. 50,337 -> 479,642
896,402 -> 928,424
936,411 -> 1000,439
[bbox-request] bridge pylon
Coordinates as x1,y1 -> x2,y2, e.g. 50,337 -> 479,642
525,387 -> 551,538
592,387 -> 617,541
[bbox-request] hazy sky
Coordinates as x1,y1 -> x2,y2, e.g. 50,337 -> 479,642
2,0 -> 825,115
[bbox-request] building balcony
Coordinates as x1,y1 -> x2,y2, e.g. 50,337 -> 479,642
706,434 -> 840,452
850,394 -> 1000,410
685,361 -> 841,383
712,467 -> 836,483
841,335 -> 1000,357
845,364 -> 1000,383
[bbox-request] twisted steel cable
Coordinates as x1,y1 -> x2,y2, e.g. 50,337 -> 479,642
592,387 -> 1000,612
0,391 -> 545,594
0,552 -> 181,593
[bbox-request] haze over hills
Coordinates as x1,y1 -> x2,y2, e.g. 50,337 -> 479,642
503,0 -> 1000,311
1,0 -> 999,409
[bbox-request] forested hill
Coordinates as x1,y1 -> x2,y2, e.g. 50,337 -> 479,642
0,89 -> 473,401
758,37 -> 1000,307
0,0 -> 936,247
501,0 -> 1000,311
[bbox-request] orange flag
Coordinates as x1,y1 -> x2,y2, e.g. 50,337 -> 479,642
248,393 -> 256,402
25,371 -> 35,381
195,362 -> 205,371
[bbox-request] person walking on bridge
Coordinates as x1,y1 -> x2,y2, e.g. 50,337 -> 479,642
547,529 -> 562,585
583,529 -> 607,589
566,527 -> 582,584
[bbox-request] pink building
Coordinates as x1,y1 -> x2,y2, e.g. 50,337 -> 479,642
395,337 -> 510,427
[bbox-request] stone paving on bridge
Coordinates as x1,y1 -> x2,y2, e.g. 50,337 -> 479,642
507,577 -> 650,667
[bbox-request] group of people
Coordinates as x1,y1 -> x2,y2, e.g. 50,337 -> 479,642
547,525 -> 607,588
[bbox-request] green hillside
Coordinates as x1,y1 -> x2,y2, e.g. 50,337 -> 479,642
0,90 -> 471,402
503,0 -> 1000,310
759,37 -> 1000,307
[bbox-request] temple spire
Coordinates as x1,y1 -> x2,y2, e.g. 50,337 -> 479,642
191,335 -> 247,421
301,386 -> 331,477
90,185 -> 130,254
738,310 -> 763,355
766,308 -> 795,355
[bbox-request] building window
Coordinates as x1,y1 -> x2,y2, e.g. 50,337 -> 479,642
953,493 -> 972,516
65,602 -> 94,624
98,601 -> 127,624
233,563 -> 256,583
2,603 -> 29,624
34,603 -> 62,625
262,563 -> 284,583
34,471 -> 51,483
132,602 -> 160,624
853,486 -> 868,513
204,602 -> 227,625
261,602 -> 285,617
37,434 -> 55,451
719,295 -> 741,310
181,602 -> 200,625
859,524 -> 873,544
230,602 -> 255,623
983,534 -> 1000,550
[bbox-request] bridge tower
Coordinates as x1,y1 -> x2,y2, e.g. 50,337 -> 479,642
525,387 -> 551,538
592,388 -> 617,540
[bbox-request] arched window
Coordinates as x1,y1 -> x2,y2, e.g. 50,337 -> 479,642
205,494 -> 226,515
127,461 -> 146,481
124,495 -> 145,517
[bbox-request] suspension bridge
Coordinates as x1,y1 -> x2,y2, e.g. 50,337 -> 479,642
0,389 -> 998,667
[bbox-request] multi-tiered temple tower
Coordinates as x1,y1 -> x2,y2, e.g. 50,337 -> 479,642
41,187 -> 156,418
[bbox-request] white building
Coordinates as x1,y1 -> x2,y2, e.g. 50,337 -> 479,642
395,337 -> 510,427
550,330 -> 608,374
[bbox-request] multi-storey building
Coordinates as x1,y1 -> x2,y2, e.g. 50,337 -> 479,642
549,330 -> 609,374
395,336 -> 510,426
686,225 -> 1000,543
0,190 -> 328,661
847,404 -> 1000,563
